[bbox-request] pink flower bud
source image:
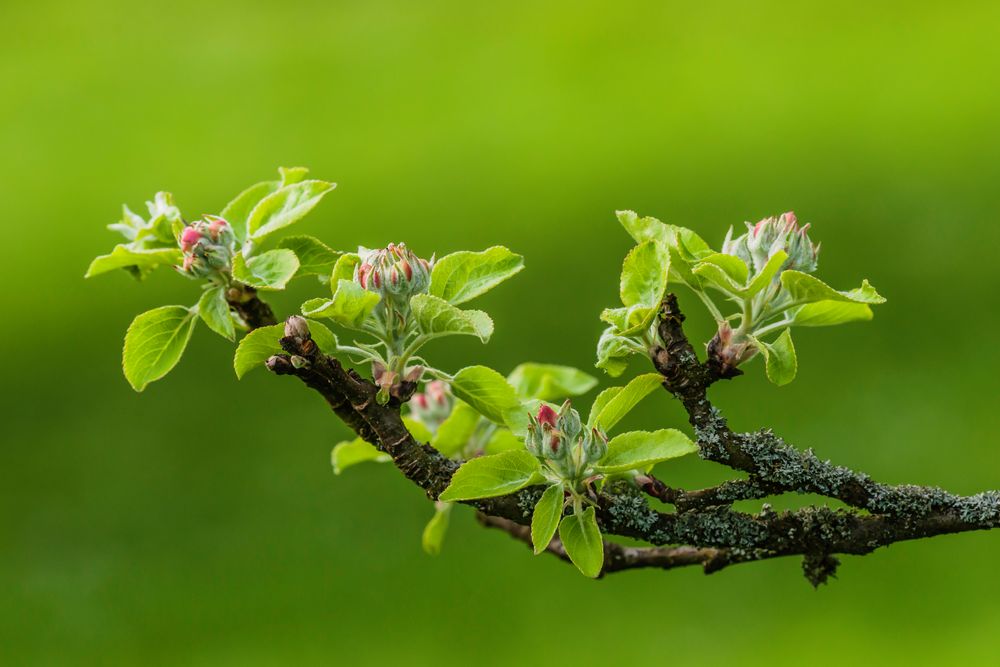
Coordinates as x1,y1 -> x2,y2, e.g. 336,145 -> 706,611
414,394 -> 429,409
206,216 -> 229,240
180,226 -> 203,251
537,404 -> 558,428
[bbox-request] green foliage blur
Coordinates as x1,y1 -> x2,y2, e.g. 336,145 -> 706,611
3,1 -> 1000,664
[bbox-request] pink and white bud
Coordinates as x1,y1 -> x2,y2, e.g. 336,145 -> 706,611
353,243 -> 433,305
176,216 -> 236,280
722,211 -> 820,277
408,380 -> 453,431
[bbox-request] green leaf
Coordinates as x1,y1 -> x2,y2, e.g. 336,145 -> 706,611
277,236 -> 340,276
403,416 -> 434,443
617,210 -> 671,245
590,373 -> 663,432
595,327 -> 636,378
122,306 -> 198,392
220,180 -> 279,238
558,507 -> 604,578
596,429 -> 698,473
410,294 -> 494,343
620,240 -> 670,309
745,250 -> 788,296
587,386 -> 622,426
233,324 -> 283,379
780,271 -> 886,305
232,319 -> 336,379
484,428 -> 523,454
197,286 -> 235,341
693,253 -> 749,286
531,484 -> 565,554
450,366 -> 522,427
431,401 -> 482,457
790,301 -> 874,327
331,438 -> 390,474
232,249 -> 300,290
85,244 -> 182,278
506,363 -> 598,401
429,246 -> 525,305
753,329 -> 798,386
331,253 -> 360,282
247,180 -> 336,241
422,503 -> 452,556
278,166 -> 310,186
301,279 -> 380,329
438,449 -> 543,501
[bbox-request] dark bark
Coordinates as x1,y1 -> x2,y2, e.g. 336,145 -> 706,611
227,284 -> 277,329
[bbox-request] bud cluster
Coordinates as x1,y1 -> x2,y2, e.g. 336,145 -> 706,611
176,215 -> 236,279
355,243 -> 432,305
525,401 -> 607,482
722,211 -> 820,276
409,381 -> 452,431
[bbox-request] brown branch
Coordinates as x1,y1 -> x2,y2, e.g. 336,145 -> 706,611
227,284 -> 277,329
261,309 -> 1000,585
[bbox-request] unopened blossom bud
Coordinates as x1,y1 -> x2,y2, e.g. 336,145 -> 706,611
175,216 -> 236,280
722,211 -> 820,277
584,427 -> 609,464
537,404 -> 558,429
409,380 -> 453,430
556,399 -> 582,442
354,243 -> 432,305
284,315 -> 311,341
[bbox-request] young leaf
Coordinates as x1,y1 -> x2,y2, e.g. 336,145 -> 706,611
595,328 -> 635,378
277,235 -> 340,276
422,503 -> 452,556
450,366 -> 522,427
596,429 -> 698,473
247,180 -> 336,241
278,166 -> 310,186
753,329 -> 798,386
790,301 -> 874,327
587,386 -> 622,426
232,319 -> 337,379
558,507 -> 604,578
331,253 -> 360,282
197,286 -> 235,341
693,253 -> 749,286
780,271 -> 885,305
301,279 -> 380,329
122,306 -> 198,391
410,294 -> 494,343
617,210 -> 671,245
620,240 -> 669,309
438,449 -> 543,501
233,324 -> 283,379
507,363 -> 598,401
744,250 -> 788,296
590,373 -> 664,432
484,428 -> 523,454
431,401 -> 482,457
85,245 -> 182,279
232,249 -> 300,290
331,438 -> 390,474
221,180 -> 279,234
531,483 -> 565,554
429,246 -> 525,305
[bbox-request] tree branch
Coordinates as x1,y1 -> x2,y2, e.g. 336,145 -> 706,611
261,298 -> 1000,585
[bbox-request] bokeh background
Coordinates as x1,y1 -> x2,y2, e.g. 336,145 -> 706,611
4,1 -> 1000,664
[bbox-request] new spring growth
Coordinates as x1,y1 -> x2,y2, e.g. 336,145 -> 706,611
710,211 -> 821,373
176,215 -> 236,279
722,211 -> 820,276
355,243 -> 432,306
525,401 -> 608,484
409,381 -> 452,432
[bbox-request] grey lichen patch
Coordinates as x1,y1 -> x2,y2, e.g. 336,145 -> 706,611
516,487 -> 546,518
957,491 -> 1000,525
671,508 -> 769,550
604,485 -> 660,537
866,483 -> 957,518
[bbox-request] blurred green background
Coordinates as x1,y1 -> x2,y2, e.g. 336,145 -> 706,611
3,0 -> 1000,664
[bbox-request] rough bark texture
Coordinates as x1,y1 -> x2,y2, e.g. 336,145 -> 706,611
262,296 -> 1000,585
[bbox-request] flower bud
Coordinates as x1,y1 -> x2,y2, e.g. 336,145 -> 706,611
706,321 -> 756,377
354,243 -> 432,305
722,211 -> 820,277
409,380 -> 453,430
556,399 -> 582,442
584,427 -> 608,464
175,216 -> 236,280
284,315 -> 311,341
